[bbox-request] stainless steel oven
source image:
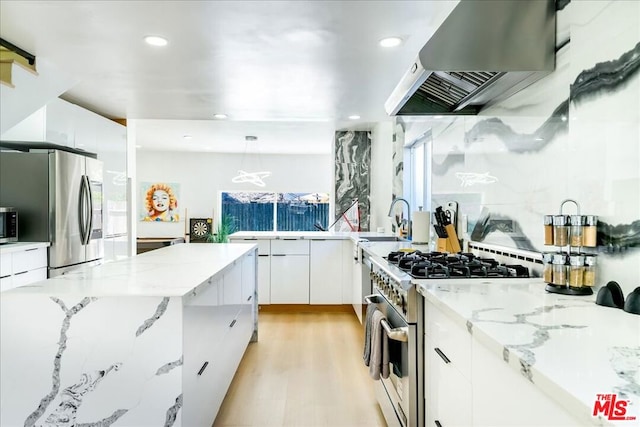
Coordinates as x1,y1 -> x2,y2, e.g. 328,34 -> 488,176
364,253 -> 423,427
0,207 -> 18,244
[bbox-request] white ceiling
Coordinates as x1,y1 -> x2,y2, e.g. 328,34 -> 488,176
0,1 -> 458,153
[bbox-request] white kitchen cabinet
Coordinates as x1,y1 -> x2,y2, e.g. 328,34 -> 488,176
341,239 -> 353,304
471,338 -> 583,427
0,245 -> 48,292
183,249 -> 257,426
424,300 -> 472,427
231,238 -> 271,305
270,239 -> 309,304
309,239 -> 343,304
351,240 -> 363,323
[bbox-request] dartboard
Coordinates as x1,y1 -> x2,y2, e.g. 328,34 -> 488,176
190,218 -> 212,242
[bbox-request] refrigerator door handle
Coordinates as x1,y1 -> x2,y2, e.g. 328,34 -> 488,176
86,175 -> 94,243
78,175 -> 87,244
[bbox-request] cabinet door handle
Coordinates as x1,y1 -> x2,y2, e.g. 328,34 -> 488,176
247,295 -> 252,301
229,319 -> 236,328
272,254 -> 286,257
283,238 -> 298,241
25,248 -> 39,252
435,421 -> 443,427
434,347 -> 451,364
311,239 -> 326,241
258,254 -> 269,257
197,361 -> 209,376
14,271 -> 28,276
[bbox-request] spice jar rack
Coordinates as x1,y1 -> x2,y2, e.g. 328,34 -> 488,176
543,199 -> 597,296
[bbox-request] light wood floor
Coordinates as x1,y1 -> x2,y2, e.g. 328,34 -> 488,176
213,310 -> 387,427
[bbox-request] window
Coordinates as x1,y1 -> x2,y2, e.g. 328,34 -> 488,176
221,191 -> 330,232
405,131 -> 432,212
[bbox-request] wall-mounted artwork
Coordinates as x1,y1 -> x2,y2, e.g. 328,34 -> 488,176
139,182 -> 181,222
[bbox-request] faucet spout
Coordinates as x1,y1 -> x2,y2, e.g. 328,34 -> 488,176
387,197 -> 411,222
388,198 -> 412,239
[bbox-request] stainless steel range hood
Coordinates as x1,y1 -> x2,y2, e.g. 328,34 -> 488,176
385,0 -> 556,116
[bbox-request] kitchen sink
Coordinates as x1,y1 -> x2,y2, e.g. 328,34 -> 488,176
362,236 -> 408,242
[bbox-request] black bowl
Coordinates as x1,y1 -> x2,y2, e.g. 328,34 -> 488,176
623,287 -> 640,315
595,281 -> 625,309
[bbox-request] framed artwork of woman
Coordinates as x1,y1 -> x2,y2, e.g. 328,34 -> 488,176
139,182 -> 181,222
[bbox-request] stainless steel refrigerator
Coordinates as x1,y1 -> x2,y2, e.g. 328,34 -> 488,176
0,149 -> 104,276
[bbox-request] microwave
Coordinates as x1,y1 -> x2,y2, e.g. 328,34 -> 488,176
0,207 -> 18,244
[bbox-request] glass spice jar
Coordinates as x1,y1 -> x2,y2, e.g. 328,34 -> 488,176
569,215 -> 584,247
583,255 -> 597,287
542,252 -> 554,283
544,215 -> 554,245
568,254 -> 585,288
553,215 -> 569,247
583,215 -> 598,247
552,253 -> 567,286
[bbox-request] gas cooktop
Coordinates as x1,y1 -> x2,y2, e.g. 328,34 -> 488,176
385,250 -> 530,280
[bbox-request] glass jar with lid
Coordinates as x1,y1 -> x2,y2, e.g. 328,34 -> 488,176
583,215 -> 598,247
568,254 -> 585,288
544,215 -> 554,245
553,215 -> 569,247
551,253 -> 567,286
542,252 -> 554,283
569,215 -> 584,247
583,255 -> 597,286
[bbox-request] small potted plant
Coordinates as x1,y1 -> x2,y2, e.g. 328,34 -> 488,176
206,215 -> 236,243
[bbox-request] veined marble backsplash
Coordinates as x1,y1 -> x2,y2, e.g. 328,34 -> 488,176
398,0 -> 640,295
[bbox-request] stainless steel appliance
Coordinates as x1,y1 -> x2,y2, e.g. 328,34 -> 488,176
0,149 -> 103,276
0,207 -> 18,243
363,251 -> 423,427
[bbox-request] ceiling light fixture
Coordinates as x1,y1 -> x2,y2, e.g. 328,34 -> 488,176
213,113 -> 228,119
348,115 -> 361,120
231,136 -> 271,187
144,35 -> 168,46
379,37 -> 403,48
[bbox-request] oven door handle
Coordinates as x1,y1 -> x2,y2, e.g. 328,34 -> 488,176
381,319 -> 408,342
364,294 -> 380,304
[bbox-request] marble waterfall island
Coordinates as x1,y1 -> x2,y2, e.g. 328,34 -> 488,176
0,243 -> 258,427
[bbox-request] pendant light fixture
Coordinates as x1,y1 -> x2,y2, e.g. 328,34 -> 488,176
231,135 -> 271,187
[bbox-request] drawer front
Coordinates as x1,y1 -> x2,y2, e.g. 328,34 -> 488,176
0,252 -> 12,277
13,248 -> 47,273
12,267 -> 47,288
425,301 -> 471,379
270,239 -> 309,255
0,275 -> 14,292
257,240 -> 270,255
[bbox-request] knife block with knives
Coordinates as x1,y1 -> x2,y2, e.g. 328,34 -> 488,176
434,206 -> 461,253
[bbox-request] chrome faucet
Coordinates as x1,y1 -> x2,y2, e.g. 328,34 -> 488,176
387,198 -> 411,238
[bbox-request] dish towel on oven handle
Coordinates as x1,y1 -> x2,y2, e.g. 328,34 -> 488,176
363,303 -> 378,365
368,310 -> 390,380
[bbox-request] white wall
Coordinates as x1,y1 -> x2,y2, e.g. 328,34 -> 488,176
136,151 -> 332,238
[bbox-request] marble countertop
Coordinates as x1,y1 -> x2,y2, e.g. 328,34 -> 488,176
0,241 -> 50,254
230,230 -> 407,243
416,279 -> 640,425
2,243 -> 257,297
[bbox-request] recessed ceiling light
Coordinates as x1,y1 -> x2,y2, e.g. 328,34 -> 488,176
348,115 -> 361,120
245,135 -> 258,141
144,35 -> 168,46
213,113 -> 228,119
379,37 -> 403,48
183,134 -> 192,140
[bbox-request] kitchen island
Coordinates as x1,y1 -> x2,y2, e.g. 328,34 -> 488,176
0,243 -> 258,427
